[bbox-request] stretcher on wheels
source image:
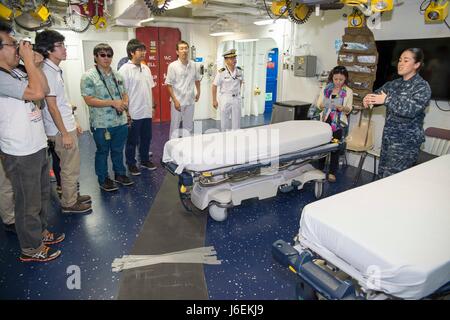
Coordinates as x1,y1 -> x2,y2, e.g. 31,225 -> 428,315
162,120 -> 342,221
272,154 -> 450,300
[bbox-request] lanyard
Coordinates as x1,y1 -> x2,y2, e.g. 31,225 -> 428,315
0,66 -> 34,104
226,66 -> 238,80
0,66 -> 21,80
95,65 -> 122,100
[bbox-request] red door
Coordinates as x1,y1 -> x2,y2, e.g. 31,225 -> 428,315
136,27 -> 180,122
158,27 -> 181,123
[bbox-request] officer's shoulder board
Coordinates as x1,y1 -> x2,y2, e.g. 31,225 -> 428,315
219,67 -> 226,73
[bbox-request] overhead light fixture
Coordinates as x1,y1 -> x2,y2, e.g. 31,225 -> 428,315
253,19 -> 275,26
210,32 -> 235,37
140,17 -> 155,24
425,0 -> 448,24
235,38 -> 259,42
167,0 -> 191,10
370,0 -> 393,12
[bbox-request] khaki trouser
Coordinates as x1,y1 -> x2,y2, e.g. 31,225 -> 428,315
48,130 -> 80,207
0,158 -> 15,225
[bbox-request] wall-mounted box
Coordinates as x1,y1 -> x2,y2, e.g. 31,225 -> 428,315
294,55 -> 317,77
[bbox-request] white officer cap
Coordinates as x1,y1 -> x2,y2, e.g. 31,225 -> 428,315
222,49 -> 237,58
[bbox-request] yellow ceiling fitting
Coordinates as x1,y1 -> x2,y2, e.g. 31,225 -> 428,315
425,0 -> 449,24
371,0 -> 393,12
271,0 -> 288,16
93,16 -> 107,29
348,9 -> 365,27
30,4 -> 50,22
191,0 -> 204,5
340,0 -> 368,7
14,9 -> 23,18
294,4 -> 311,20
0,3 -> 13,20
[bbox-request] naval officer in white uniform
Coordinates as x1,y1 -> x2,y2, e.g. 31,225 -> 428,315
212,49 -> 244,131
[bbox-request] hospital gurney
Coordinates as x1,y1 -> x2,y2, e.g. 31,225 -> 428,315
162,120 -> 341,221
272,154 -> 450,300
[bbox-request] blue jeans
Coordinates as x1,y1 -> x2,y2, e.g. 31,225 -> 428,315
125,118 -> 152,166
92,124 -> 128,185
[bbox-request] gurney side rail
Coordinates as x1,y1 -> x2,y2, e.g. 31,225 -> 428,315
209,142 -> 340,177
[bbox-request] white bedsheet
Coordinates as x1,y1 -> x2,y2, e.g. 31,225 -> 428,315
299,154 -> 450,299
162,120 -> 332,173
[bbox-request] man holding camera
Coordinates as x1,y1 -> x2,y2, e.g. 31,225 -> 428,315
35,29 -> 92,213
80,43 -> 133,192
0,21 -> 64,262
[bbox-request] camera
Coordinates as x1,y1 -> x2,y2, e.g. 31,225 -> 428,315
21,37 -> 32,44
17,37 -> 33,54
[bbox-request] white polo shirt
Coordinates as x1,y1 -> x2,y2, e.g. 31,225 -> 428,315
165,59 -> 201,106
42,59 -> 76,136
118,60 -> 156,120
0,68 -> 47,156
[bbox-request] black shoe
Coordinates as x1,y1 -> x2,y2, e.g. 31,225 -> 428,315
140,161 -> 156,171
114,174 -> 134,186
20,246 -> 61,262
100,178 -> 119,192
42,231 -> 65,245
3,223 -> 16,234
128,164 -> 141,176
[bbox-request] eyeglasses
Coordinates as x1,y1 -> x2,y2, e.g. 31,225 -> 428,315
54,43 -> 66,48
98,53 -> 113,58
2,42 -> 19,49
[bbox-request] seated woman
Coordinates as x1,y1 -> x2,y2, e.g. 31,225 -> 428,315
316,66 -> 353,182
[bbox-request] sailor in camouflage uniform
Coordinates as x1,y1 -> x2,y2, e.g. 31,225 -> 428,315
212,49 -> 244,131
364,48 -> 431,178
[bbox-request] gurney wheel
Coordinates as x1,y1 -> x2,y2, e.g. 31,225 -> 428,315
208,204 -> 228,222
180,194 -> 193,212
314,181 -> 324,199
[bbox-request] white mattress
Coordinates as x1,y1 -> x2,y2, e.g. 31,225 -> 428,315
162,120 -> 332,173
299,154 -> 450,299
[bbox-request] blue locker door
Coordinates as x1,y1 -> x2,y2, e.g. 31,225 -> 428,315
265,48 -> 278,114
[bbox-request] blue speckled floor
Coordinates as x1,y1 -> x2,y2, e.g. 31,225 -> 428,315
203,165 -> 364,300
0,122 -> 169,300
0,115 -> 373,300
